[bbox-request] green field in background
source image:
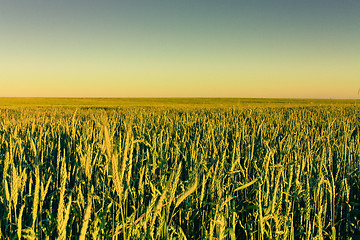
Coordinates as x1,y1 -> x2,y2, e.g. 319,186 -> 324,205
0,97 -> 358,107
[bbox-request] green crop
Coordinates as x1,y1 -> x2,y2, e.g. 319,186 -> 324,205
0,104 -> 359,239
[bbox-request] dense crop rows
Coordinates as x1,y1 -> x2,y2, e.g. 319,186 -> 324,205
0,106 -> 359,239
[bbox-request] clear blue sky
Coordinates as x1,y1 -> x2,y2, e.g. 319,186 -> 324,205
1,0 -> 359,98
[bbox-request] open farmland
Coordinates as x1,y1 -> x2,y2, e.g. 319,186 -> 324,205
0,99 -> 359,239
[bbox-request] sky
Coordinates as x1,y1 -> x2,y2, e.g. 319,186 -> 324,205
0,0 -> 359,98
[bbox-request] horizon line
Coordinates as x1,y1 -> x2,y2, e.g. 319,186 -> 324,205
0,96 -> 359,100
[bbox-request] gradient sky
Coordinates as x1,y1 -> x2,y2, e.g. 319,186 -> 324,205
1,0 -> 359,98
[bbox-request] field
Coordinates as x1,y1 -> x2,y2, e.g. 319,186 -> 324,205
0,98 -> 359,239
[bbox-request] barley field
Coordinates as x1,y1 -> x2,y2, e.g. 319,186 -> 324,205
0,99 -> 359,239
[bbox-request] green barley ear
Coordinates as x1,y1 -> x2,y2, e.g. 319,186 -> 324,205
111,153 -> 123,201
58,195 -> 72,240
40,176 -> 52,212
30,138 -> 37,157
175,175 -> 199,209
17,204 -> 25,240
79,187 -> 93,240
169,162 -> 182,205
3,151 -> 10,180
32,165 -> 40,230
11,164 -> 19,213
57,159 -> 72,240
103,125 -> 112,158
199,174 -> 207,208
150,185 -> 168,230
234,178 -> 258,192
57,161 -> 67,227
4,179 -> 11,219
